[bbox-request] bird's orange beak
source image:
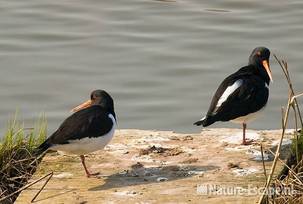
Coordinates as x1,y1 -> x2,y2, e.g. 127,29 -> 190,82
71,99 -> 92,112
262,60 -> 273,82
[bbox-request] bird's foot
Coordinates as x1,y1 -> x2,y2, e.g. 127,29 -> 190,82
86,172 -> 101,178
241,139 -> 254,145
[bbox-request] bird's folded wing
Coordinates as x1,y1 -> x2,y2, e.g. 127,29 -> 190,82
48,106 -> 114,145
207,77 -> 258,118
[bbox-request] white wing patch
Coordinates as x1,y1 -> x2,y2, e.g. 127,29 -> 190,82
200,116 -> 206,121
216,79 -> 243,109
265,82 -> 269,89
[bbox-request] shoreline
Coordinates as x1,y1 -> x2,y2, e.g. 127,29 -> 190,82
16,128 -> 293,204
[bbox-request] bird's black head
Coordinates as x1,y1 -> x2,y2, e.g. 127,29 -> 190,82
71,90 -> 115,117
90,90 -> 115,112
248,47 -> 272,84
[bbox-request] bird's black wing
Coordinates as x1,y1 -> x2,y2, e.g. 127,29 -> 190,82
47,106 -> 114,145
206,73 -> 268,122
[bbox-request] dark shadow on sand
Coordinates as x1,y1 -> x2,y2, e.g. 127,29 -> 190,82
89,164 -> 219,191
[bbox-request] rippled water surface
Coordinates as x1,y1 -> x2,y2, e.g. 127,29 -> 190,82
0,0 -> 303,134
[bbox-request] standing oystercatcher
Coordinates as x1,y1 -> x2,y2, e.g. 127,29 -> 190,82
194,47 -> 272,145
36,90 -> 116,177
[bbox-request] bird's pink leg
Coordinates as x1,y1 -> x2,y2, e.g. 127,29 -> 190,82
242,123 -> 253,145
80,155 -> 99,177
242,123 -> 246,145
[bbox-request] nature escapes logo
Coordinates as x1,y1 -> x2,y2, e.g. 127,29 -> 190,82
197,184 -> 300,196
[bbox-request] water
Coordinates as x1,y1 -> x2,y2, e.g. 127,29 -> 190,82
0,0 -> 303,135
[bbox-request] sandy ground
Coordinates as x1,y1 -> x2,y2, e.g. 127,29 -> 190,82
16,128 -> 293,204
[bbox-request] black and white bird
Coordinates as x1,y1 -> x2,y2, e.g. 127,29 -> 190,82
194,47 -> 272,145
36,90 -> 116,177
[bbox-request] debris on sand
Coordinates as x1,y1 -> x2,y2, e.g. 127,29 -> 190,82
161,165 -> 180,172
227,162 -> 240,169
232,167 -> 258,176
157,177 -> 168,182
168,135 -> 193,141
131,154 -> 156,163
105,143 -> 129,155
181,158 -> 199,164
187,170 -> 205,176
138,145 -> 183,157
113,190 -> 138,197
182,135 -> 194,141
131,162 -> 144,169
246,148 -> 272,161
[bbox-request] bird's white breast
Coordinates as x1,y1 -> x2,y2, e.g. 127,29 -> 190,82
231,107 -> 265,124
50,114 -> 116,155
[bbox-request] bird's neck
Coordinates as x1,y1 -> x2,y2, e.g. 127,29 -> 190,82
250,63 -> 270,85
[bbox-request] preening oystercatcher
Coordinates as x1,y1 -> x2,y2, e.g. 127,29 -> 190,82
194,47 -> 272,145
36,90 -> 116,177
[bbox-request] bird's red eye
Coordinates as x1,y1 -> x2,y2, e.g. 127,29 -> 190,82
256,51 -> 261,56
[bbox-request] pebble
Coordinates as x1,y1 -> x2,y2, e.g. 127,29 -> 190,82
156,177 -> 168,182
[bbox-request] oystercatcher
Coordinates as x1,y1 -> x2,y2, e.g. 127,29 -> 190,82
36,90 -> 116,177
194,47 -> 272,145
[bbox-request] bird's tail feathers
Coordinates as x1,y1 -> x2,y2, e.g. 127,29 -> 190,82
33,140 -> 51,157
193,116 -> 214,127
